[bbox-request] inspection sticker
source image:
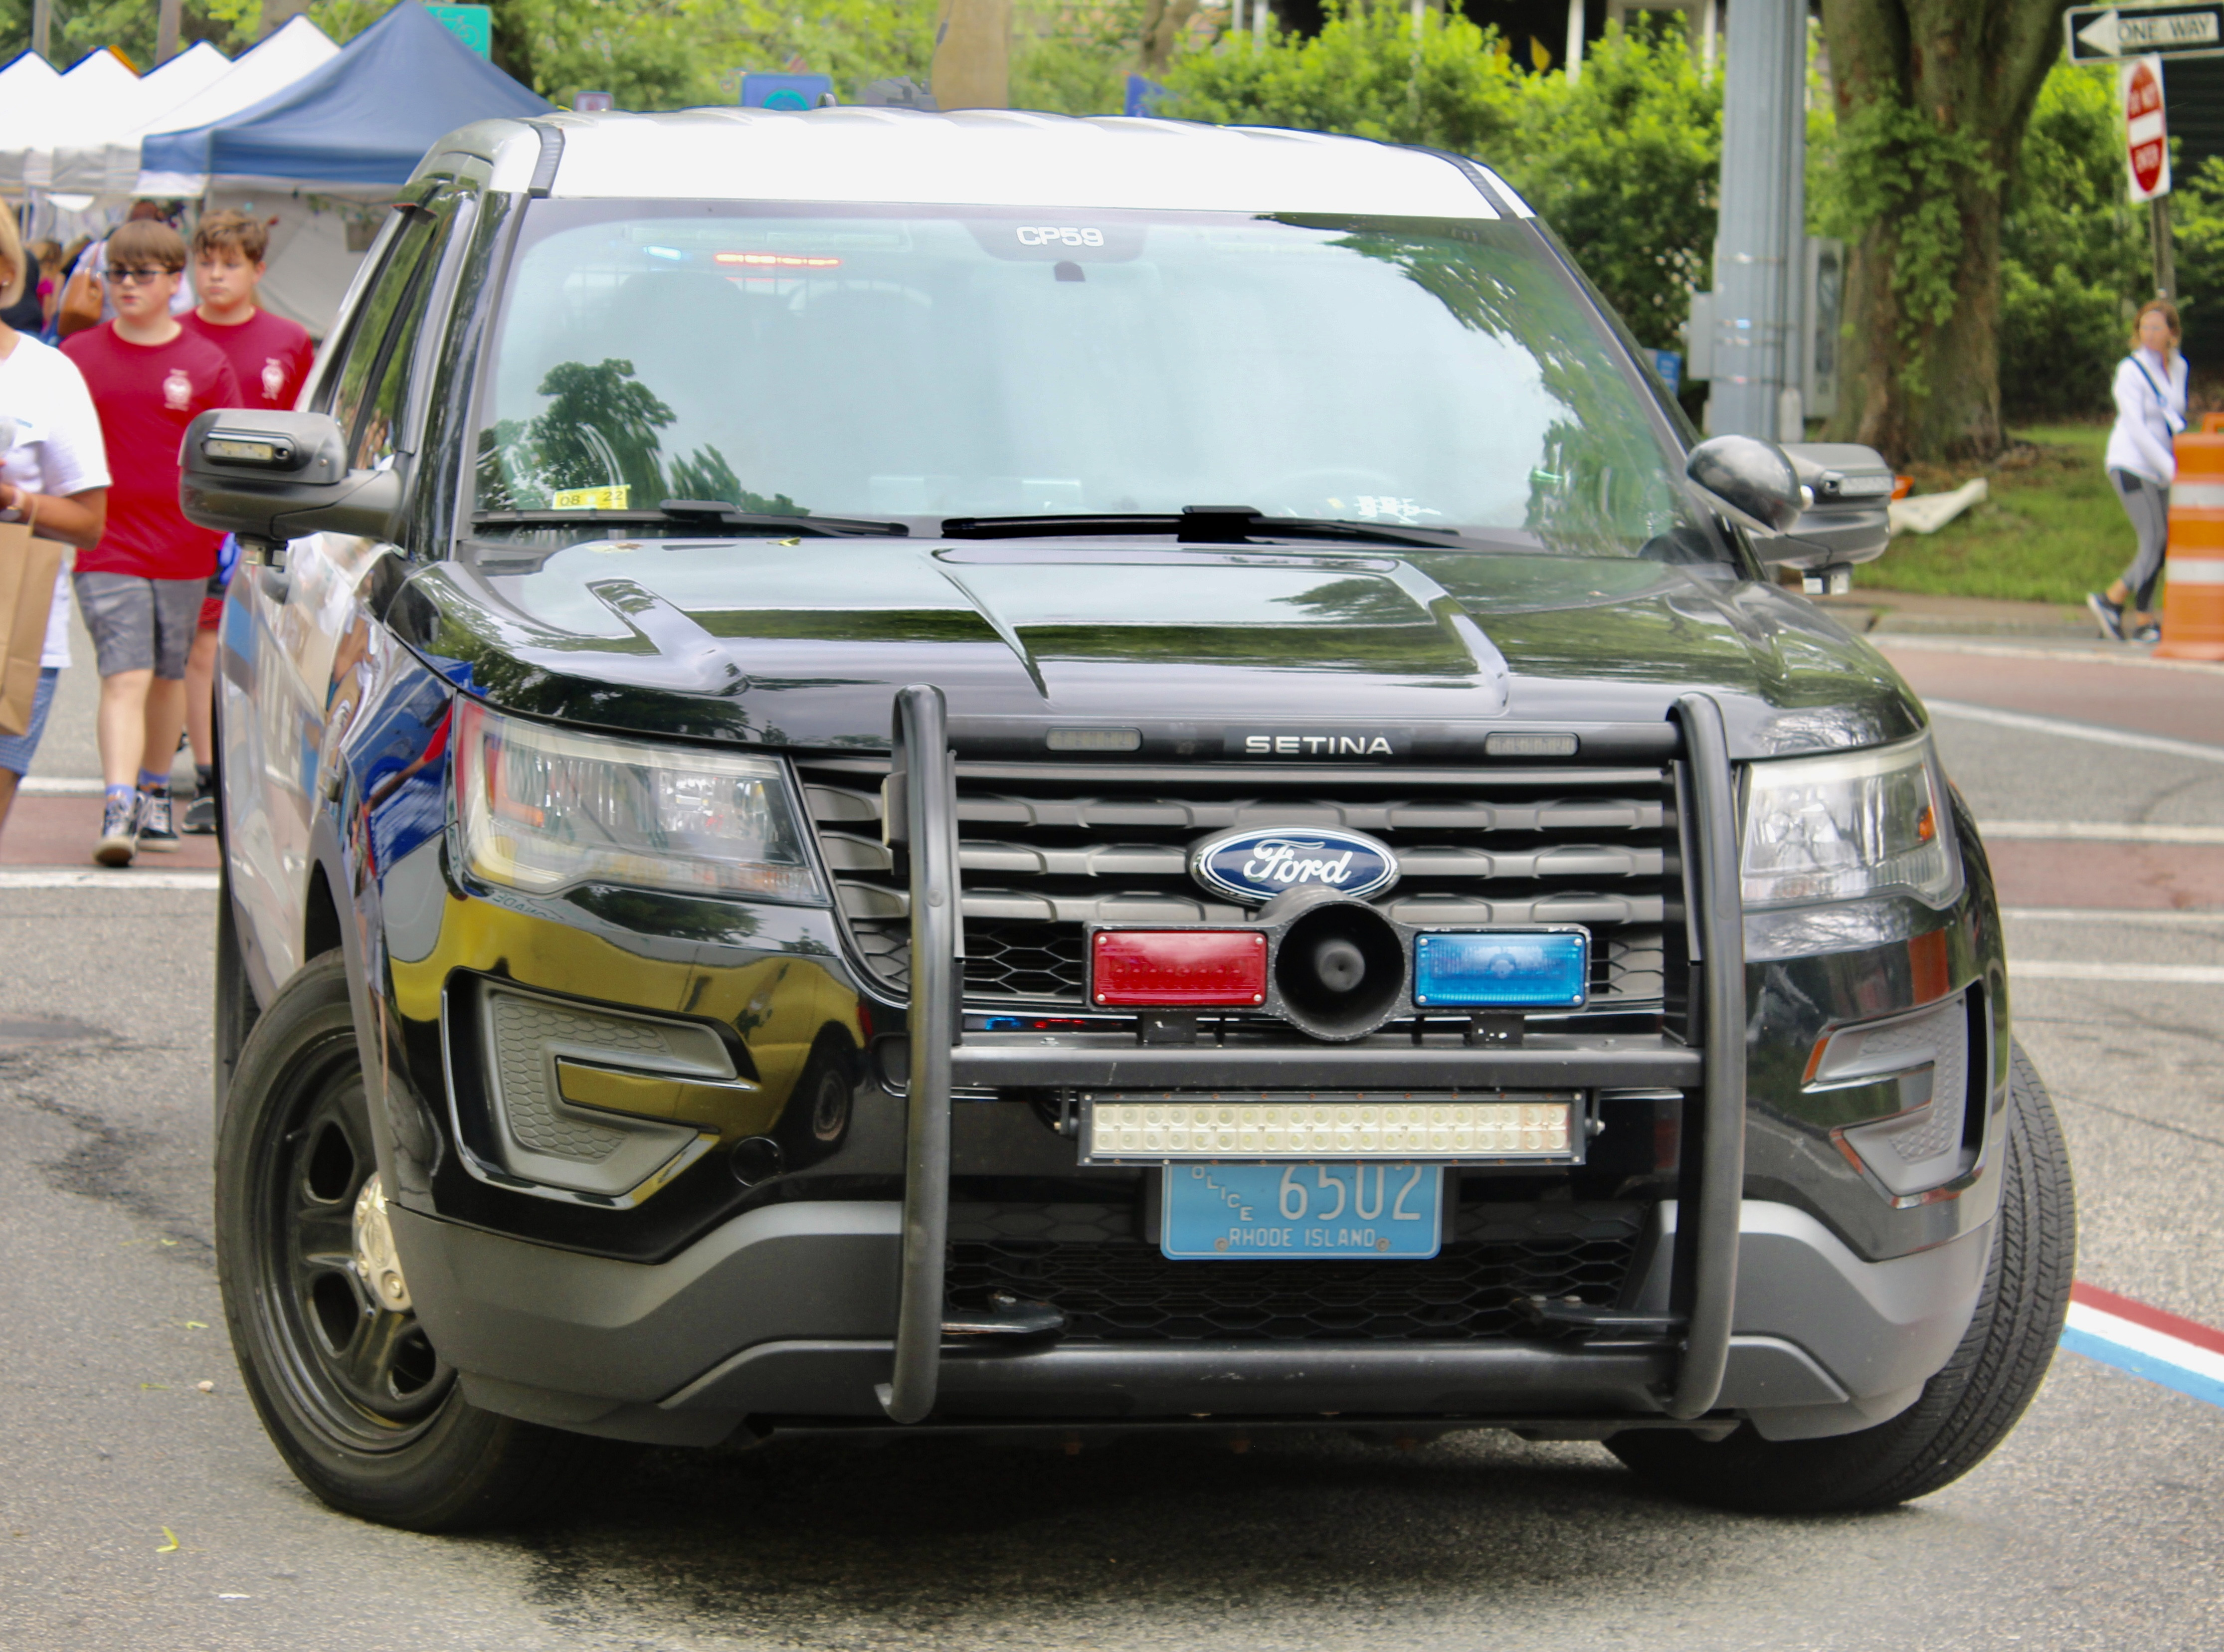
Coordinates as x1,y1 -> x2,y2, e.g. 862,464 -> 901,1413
2061,1282 -> 2224,1410
551,485 -> 630,511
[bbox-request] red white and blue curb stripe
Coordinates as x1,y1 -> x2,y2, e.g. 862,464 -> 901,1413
2061,1282 -> 2224,1411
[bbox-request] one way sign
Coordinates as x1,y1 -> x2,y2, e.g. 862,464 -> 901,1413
2066,3 -> 2224,61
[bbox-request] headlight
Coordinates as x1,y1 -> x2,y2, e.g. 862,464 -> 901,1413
456,700 -> 823,903
1740,734 -> 1959,909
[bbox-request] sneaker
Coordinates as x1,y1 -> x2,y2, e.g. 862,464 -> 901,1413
181,794 -> 218,835
93,794 -> 137,867
2086,591 -> 2126,641
136,786 -> 180,852
2132,622 -> 2163,644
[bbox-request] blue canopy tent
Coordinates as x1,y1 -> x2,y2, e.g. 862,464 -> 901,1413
142,1 -> 549,186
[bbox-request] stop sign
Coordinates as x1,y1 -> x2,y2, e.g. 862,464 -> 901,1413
2124,54 -> 2172,202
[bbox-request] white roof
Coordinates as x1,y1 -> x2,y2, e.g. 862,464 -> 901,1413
461,108 -> 1499,219
124,17 -> 340,197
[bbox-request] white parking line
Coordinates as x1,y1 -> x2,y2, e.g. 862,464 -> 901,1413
1879,635 -> 2224,678
1927,701 -> 2224,764
15,777 -> 107,796
0,870 -> 219,891
2012,961 -> 2224,985
1981,820 -> 2224,844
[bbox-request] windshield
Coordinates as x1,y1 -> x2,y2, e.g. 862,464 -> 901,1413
472,202 -> 1717,558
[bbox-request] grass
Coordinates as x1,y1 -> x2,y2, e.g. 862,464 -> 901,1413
1853,421 -> 2137,606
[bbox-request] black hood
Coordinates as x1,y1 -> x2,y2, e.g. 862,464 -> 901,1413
391,539 -> 1924,761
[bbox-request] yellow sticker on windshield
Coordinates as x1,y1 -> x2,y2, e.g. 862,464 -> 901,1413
551,485 -> 630,511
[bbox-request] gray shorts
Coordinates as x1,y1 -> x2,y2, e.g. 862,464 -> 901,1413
72,570 -> 205,680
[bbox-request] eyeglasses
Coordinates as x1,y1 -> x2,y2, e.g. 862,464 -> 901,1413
109,267 -> 178,285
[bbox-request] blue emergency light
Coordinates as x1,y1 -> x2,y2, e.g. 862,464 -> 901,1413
1412,929 -> 1590,1009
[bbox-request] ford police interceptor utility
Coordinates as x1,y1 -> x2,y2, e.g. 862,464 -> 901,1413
182,108 -> 2072,1530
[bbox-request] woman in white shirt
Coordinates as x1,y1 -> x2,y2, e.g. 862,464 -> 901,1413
0,204 -> 110,843
2089,298 -> 2189,643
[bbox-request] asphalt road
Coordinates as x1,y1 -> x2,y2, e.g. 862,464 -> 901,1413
2,633 -> 2221,1651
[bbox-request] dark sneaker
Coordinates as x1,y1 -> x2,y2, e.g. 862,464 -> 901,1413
94,794 -> 137,867
181,794 -> 218,834
2086,591 -> 2126,641
136,786 -> 180,852
2132,622 -> 2163,644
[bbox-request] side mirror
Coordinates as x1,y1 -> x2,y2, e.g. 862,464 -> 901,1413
1770,442 -> 1896,586
1685,434 -> 1807,534
180,409 -> 405,557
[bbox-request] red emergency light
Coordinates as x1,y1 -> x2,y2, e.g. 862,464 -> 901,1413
1091,928 -> 1268,1007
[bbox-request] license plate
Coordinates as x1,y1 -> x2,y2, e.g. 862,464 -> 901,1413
1161,1162 -> 1443,1260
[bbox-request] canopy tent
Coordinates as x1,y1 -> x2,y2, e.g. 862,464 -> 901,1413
18,41 -> 232,191
142,2 -> 550,187
0,48 -> 129,193
107,18 -> 340,198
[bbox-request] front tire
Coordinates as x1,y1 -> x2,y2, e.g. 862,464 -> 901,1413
1610,1041 -> 2075,1513
215,950 -> 619,1530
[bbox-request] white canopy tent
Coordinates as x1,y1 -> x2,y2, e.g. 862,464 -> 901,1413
44,40 -> 237,196
119,19 -> 339,198
0,50 -> 69,199
0,45 -> 148,191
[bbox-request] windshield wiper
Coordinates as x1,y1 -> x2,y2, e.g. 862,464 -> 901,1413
472,499 -> 909,538
939,505 -> 1465,550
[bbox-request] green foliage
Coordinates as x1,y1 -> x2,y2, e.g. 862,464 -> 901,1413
1011,0 -> 1145,116
1996,63 -> 2148,420
1163,4 -> 1524,156
1164,11 -> 1718,352
2174,154 -> 2224,362
0,0 -> 263,66
1811,91 -> 1999,395
1499,26 -> 1719,354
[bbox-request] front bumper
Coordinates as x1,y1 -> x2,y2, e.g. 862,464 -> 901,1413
394,1192 -> 1986,1446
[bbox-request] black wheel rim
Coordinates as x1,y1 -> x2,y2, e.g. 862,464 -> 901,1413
248,1029 -> 455,1452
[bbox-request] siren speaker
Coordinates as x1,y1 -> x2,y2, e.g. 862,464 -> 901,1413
1257,887 -> 1408,1042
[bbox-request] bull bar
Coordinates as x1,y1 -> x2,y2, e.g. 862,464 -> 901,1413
875,685 -> 1747,1427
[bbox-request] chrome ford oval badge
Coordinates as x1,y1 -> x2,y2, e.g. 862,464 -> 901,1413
1189,827 -> 1400,906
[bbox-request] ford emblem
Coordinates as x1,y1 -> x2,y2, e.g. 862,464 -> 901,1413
1189,827 -> 1400,905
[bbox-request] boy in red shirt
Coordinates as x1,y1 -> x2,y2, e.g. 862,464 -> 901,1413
178,210 -> 316,833
62,218 -> 240,866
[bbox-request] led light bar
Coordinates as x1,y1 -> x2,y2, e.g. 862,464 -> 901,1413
1412,927 -> 1589,1009
1080,1092 -> 1579,1163
1091,928 -> 1269,1007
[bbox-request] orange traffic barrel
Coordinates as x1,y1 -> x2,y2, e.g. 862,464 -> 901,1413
2160,415 -> 2224,660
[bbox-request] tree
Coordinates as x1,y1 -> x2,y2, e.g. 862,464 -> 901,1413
1814,0 -> 2074,462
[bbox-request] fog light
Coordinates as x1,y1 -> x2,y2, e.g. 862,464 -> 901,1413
1092,928 -> 1268,1006
1412,928 -> 1589,1008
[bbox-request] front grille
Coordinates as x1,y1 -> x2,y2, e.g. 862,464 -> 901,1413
796,758 -> 1674,1012
945,1199 -> 1644,1342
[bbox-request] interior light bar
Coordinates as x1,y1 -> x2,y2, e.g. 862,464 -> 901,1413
1412,928 -> 1589,1009
1081,1093 -> 1579,1162
1092,929 -> 1268,1007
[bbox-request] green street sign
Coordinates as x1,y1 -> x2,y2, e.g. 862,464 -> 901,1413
425,3 -> 492,58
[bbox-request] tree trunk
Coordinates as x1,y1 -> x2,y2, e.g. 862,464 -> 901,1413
1139,0 -> 1202,76
1818,0 -> 2069,463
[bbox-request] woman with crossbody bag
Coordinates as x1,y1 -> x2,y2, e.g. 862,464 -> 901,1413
2090,298 -> 2189,644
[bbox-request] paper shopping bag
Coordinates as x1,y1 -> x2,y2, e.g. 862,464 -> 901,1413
0,514 -> 67,736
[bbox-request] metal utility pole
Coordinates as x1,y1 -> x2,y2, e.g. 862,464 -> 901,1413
1709,0 -> 1807,441
31,0 -> 52,59
157,0 -> 183,63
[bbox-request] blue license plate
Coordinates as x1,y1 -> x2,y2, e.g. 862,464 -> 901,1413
1161,1162 -> 1443,1259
